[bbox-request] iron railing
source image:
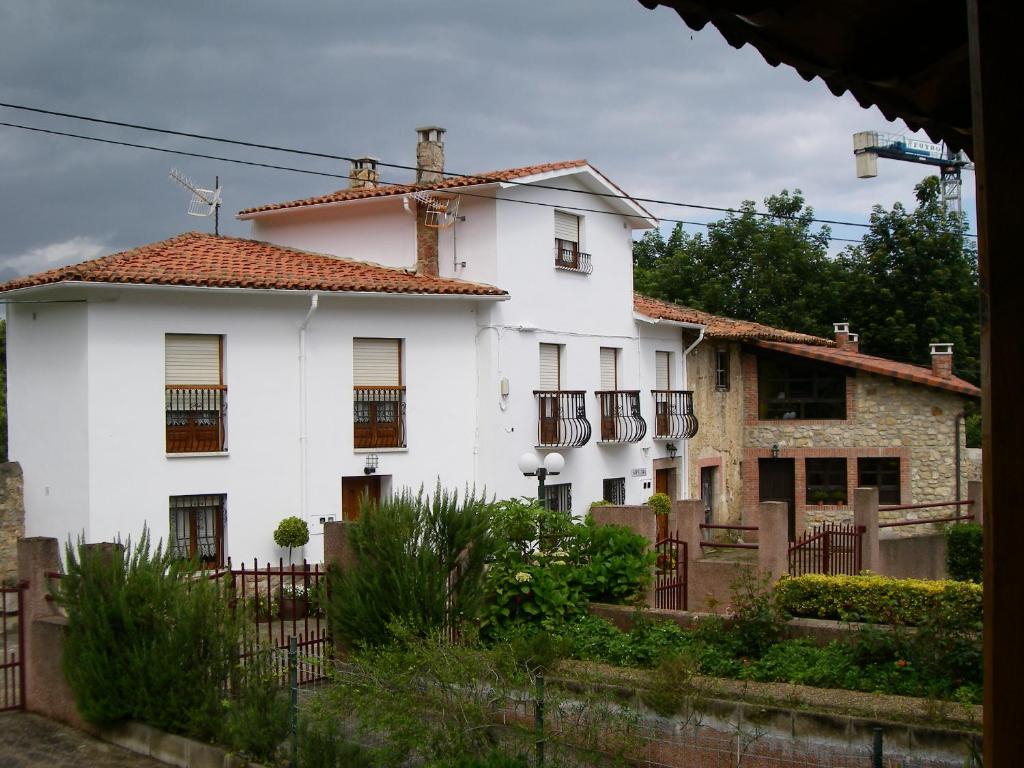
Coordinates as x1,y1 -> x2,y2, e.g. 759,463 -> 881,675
534,390 -> 592,448
165,385 -> 227,453
554,247 -> 593,274
788,523 -> 864,576
594,390 -> 647,443
655,533 -> 688,610
651,390 -> 699,439
354,386 -> 406,449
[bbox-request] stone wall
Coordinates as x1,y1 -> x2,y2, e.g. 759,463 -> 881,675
0,461 -> 24,583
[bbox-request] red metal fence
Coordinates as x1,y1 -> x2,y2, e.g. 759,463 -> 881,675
1,582 -> 26,712
654,533 -> 688,611
879,499 -> 975,529
788,523 -> 864,576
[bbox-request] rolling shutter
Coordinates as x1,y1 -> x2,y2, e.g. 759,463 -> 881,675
600,347 -> 617,390
165,334 -> 221,385
539,343 -> 560,389
353,338 -> 401,386
554,211 -> 579,244
655,351 -> 670,390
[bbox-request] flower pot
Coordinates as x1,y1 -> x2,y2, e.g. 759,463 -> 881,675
279,596 -> 309,620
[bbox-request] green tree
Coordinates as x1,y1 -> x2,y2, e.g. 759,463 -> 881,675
1,318 -> 6,462
837,176 -> 979,382
634,191 -> 843,337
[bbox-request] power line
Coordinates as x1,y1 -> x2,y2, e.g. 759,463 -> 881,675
0,118 -> 864,242
1,101 -> 972,236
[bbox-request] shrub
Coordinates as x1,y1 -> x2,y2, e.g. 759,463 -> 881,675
274,516 -> 310,564
946,524 -> 983,583
646,493 -> 671,517
222,648 -> 290,762
57,530 -> 241,739
774,573 -> 982,626
328,485 -> 495,646
574,519 -> 654,605
727,568 -> 787,657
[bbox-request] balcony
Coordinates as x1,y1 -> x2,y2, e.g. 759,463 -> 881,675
595,390 -> 647,443
166,386 -> 227,453
354,386 -> 406,449
534,391 -> 592,448
651,390 -> 699,440
554,246 -> 593,274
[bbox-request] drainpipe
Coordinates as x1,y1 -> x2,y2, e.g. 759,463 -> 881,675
299,294 -> 320,522
955,410 -> 965,501
680,327 -> 705,501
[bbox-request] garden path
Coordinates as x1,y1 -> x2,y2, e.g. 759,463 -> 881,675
0,712 -> 169,768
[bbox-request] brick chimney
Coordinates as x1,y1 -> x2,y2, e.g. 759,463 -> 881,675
833,322 -> 851,350
930,343 -> 954,377
847,333 -> 859,354
415,126 -> 445,184
414,127 -> 445,276
348,156 -> 380,189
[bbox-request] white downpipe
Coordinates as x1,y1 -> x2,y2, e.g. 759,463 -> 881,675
298,294 -> 320,521
680,327 -> 705,500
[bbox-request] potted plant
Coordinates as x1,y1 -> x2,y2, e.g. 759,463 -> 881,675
273,515 -> 310,567
277,583 -> 309,620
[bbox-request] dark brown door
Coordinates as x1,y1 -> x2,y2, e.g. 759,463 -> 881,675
758,458 -> 796,540
341,476 -> 382,521
654,467 -> 675,540
700,466 -> 716,525
539,394 -> 560,445
599,393 -> 617,441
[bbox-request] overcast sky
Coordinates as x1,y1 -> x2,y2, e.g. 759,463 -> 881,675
0,0 -> 976,283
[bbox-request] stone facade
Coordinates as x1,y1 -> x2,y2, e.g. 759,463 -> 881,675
687,344 -> 977,535
1,461 -> 25,583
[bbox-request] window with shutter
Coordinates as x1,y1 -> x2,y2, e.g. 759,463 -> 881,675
353,339 -> 405,448
599,347 -> 618,390
539,343 -> 561,390
655,351 -> 671,390
554,211 -> 588,271
165,334 -> 225,453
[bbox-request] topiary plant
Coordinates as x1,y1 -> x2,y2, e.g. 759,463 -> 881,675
273,516 -> 309,564
647,492 -> 672,517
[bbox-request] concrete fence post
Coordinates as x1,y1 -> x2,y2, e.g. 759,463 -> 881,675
17,536 -> 88,729
967,480 -> 983,527
670,499 -> 704,564
757,501 -> 790,582
323,520 -> 358,573
854,487 -> 880,574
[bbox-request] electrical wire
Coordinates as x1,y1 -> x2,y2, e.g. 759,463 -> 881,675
1,101 -> 975,237
0,118 -> 866,242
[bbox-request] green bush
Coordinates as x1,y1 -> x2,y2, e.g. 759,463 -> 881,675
774,573 -> 982,626
222,648 -> 290,762
274,515 -> 310,563
328,485 -> 495,646
57,530 -> 241,739
574,519 -> 655,605
947,524 -> 983,583
646,493 -> 671,517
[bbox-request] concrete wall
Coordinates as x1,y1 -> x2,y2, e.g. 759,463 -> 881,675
879,533 -> 949,580
0,462 -> 24,582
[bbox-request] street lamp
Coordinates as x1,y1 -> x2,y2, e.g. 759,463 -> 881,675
518,451 -> 565,508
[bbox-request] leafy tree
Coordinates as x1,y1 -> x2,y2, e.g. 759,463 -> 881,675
634,190 -> 843,338
1,318 -> 6,462
836,176 -> 979,382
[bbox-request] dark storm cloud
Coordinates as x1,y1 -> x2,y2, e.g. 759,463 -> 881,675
0,0 -> 969,281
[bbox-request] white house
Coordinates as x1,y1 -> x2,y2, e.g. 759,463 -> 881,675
2,127 -> 703,563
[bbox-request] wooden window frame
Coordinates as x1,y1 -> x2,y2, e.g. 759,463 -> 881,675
715,346 -> 730,391
805,457 -> 848,505
857,457 -> 902,505
757,354 -> 846,420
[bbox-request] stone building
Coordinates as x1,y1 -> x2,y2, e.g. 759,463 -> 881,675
634,295 -> 981,537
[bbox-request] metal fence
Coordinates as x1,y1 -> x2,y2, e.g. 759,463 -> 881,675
789,523 -> 864,576
0,583 -> 25,711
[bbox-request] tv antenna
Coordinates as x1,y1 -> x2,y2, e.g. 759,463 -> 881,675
169,168 -> 223,235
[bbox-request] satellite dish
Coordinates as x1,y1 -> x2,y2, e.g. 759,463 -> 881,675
169,168 -> 223,233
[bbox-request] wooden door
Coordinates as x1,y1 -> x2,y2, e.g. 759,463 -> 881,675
341,476 -> 382,521
539,394 -> 560,445
758,458 -> 796,540
654,467 -> 675,540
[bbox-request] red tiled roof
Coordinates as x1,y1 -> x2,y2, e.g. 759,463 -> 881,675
0,232 -> 508,297
755,340 -> 981,398
238,159 -> 598,216
634,293 -> 833,346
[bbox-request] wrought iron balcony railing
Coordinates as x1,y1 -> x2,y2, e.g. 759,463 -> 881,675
554,246 -> 593,274
534,390 -> 592,448
166,386 -> 227,453
651,390 -> 699,440
354,386 -> 407,449
594,390 -> 647,443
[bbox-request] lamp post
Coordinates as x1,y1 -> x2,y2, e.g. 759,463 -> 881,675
518,451 -> 565,509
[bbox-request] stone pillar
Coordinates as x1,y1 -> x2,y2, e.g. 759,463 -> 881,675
757,501 -> 790,582
670,499 -> 704,564
323,520 -> 358,572
967,480 -> 984,527
589,505 -> 655,544
853,487 -> 880,574
17,536 -> 88,729
0,463 -> 25,583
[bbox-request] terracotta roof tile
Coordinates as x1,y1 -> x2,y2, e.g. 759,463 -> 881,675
237,159 -> 592,216
0,232 -> 508,297
754,340 -> 981,399
634,293 -> 833,346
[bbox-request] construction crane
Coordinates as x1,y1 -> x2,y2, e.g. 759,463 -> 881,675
853,131 -> 974,216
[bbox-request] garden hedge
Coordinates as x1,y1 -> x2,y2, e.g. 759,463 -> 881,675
946,524 -> 983,583
774,573 -> 982,627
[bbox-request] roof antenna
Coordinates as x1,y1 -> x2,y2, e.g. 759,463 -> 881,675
169,168 -> 223,235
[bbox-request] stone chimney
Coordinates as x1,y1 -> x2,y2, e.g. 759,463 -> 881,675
415,126 -> 446,184
847,333 -> 859,354
413,127 -> 445,276
930,342 -> 954,377
833,322 -> 851,350
348,156 -> 380,189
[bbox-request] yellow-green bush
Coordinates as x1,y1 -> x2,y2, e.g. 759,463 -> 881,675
774,573 -> 982,626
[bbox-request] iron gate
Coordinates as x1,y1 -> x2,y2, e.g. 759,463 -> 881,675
1,582 -> 26,711
788,523 -> 865,576
654,533 -> 688,611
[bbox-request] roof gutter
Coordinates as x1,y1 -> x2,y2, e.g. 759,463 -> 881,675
633,311 -> 705,332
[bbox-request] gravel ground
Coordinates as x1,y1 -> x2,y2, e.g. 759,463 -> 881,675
0,712 -> 170,768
